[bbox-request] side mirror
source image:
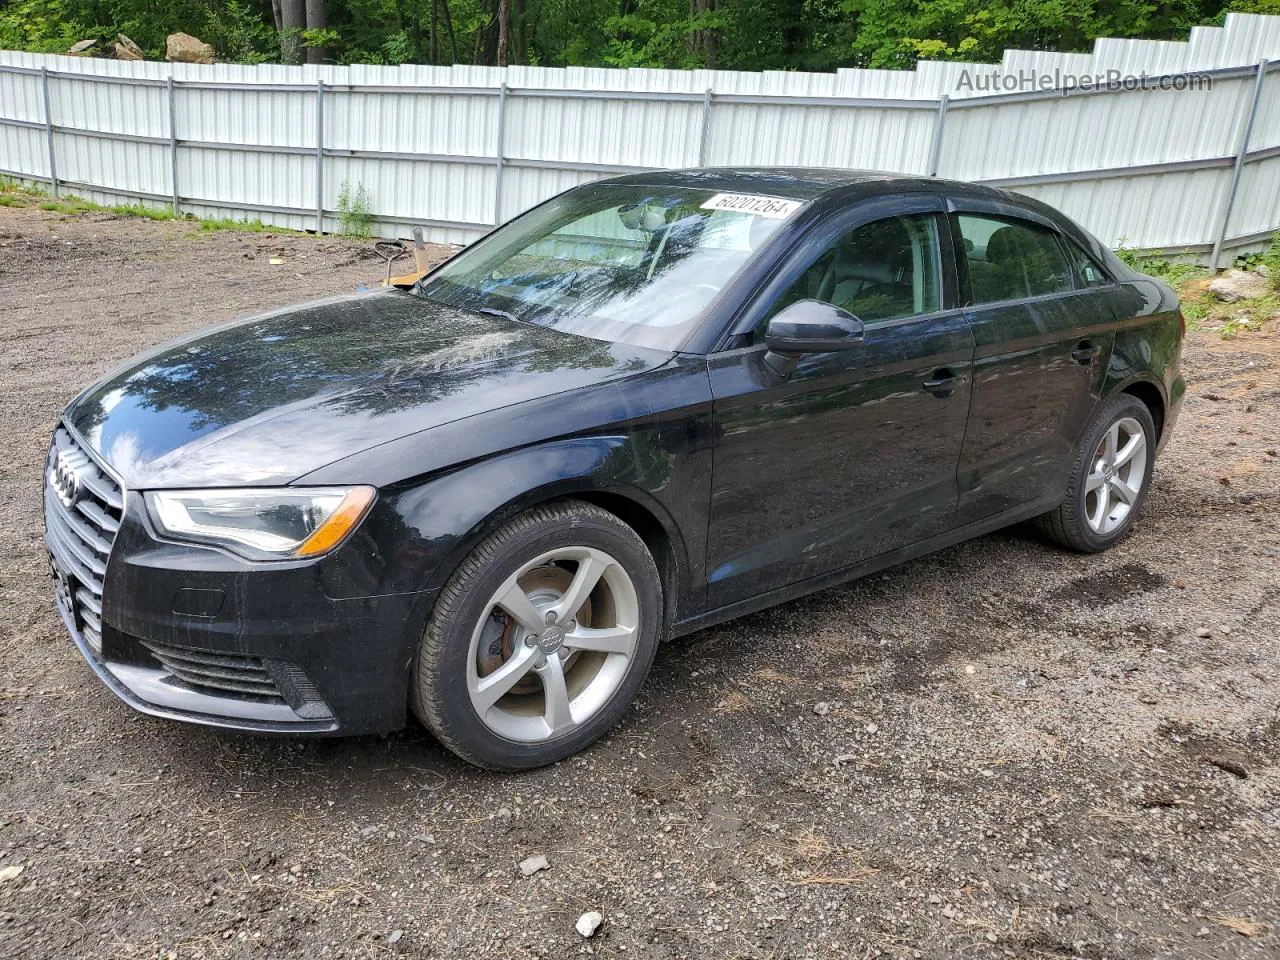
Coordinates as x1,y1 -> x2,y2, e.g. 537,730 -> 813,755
764,299 -> 865,355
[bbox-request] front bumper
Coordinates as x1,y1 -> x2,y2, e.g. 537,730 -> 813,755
46,452 -> 435,737
52,586 -> 344,734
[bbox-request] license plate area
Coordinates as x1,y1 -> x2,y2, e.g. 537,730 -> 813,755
48,552 -> 99,655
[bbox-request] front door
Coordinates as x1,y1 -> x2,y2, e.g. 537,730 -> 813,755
704,203 -> 975,609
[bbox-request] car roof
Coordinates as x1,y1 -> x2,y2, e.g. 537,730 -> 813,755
602,167 -> 1101,255
603,166 -> 1013,203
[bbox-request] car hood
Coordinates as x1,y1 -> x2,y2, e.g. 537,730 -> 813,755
66,289 -> 672,489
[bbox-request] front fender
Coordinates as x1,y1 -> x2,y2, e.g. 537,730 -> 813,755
390,435 -> 702,608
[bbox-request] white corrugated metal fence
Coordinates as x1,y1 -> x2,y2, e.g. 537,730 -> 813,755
1,12 -> 1278,260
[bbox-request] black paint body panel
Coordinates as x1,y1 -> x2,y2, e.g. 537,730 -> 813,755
48,169 -> 1185,736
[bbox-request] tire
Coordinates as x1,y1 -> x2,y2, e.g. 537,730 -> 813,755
1038,393 -> 1158,553
411,500 -> 663,771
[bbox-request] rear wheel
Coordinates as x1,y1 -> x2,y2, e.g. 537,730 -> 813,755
1039,393 -> 1157,553
411,501 -> 662,770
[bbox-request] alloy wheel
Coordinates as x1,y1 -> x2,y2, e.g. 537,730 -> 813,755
1084,416 -> 1147,535
465,546 -> 640,743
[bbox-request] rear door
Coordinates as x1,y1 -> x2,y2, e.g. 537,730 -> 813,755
947,200 -> 1118,523
703,196 -> 974,609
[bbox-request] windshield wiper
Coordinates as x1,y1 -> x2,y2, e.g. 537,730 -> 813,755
475,305 -> 522,324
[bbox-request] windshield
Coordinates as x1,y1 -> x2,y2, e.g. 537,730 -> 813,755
415,183 -> 803,351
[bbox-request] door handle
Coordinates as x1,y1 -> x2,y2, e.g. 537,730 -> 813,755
1071,340 -> 1101,365
923,369 -> 966,398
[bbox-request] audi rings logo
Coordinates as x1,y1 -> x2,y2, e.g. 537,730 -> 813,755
50,450 -> 85,509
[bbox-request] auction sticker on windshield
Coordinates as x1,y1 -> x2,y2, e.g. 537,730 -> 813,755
700,193 -> 804,219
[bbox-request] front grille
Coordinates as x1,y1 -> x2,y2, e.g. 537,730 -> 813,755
44,426 -> 124,655
140,640 -> 287,702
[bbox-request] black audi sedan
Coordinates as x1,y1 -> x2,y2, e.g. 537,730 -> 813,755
44,168 -> 1184,769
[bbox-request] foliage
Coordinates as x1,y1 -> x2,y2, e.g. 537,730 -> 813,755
0,0 -> 1268,71
336,181 -> 374,238
0,184 -> 308,232
1264,232 -> 1280,290
1218,293 -> 1277,338
32,194 -> 177,219
1115,243 -> 1210,287
1148,242 -> 1279,340
197,216 -> 303,233
0,0 -> 279,60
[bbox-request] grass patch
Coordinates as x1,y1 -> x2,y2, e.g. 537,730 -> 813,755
32,194 -> 176,220
2,184 -> 305,236
1218,293 -> 1279,340
1263,233 -> 1280,288
196,216 -> 303,235
1116,243 -> 1210,287
1179,290 -> 1214,328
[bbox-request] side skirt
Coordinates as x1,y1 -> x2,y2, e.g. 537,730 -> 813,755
670,493 -> 1062,639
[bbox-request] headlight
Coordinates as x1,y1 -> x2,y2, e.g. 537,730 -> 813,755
145,487 -> 376,561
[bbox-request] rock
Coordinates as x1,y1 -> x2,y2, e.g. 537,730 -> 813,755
0,865 -> 24,883
1257,263 -> 1270,279
67,39 -> 97,55
575,910 -> 603,938
1196,627 -> 1211,638
166,32 -> 214,64
388,929 -> 404,944
864,722 -> 878,734
1210,269 -> 1269,303
114,33 -> 145,61
519,853 -> 549,876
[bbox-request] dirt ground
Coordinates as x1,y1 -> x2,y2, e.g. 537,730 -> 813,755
1,203 -> 1278,960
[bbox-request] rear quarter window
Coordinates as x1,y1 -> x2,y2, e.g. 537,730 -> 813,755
1063,239 -> 1111,287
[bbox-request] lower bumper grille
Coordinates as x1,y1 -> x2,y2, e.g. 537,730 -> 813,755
137,640 -> 332,719
141,641 -> 286,702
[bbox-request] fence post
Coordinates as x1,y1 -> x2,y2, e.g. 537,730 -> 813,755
1209,60 -> 1266,270
928,94 -> 949,177
697,87 -> 713,167
167,75 -> 179,215
40,66 -> 58,197
493,82 -> 508,225
315,80 -> 325,235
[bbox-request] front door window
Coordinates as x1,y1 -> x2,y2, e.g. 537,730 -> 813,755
755,214 -> 943,342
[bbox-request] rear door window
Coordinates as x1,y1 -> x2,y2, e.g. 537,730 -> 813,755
955,215 -> 1073,305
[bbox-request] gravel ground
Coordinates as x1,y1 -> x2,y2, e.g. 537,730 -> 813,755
1,204 -> 1278,960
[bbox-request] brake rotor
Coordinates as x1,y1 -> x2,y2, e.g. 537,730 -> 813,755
476,564 -> 592,695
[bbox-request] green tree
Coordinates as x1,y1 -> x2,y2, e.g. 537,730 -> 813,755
0,0 -> 1267,70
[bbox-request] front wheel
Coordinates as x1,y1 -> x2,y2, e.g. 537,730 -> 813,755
1039,393 -> 1157,553
411,500 -> 663,770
